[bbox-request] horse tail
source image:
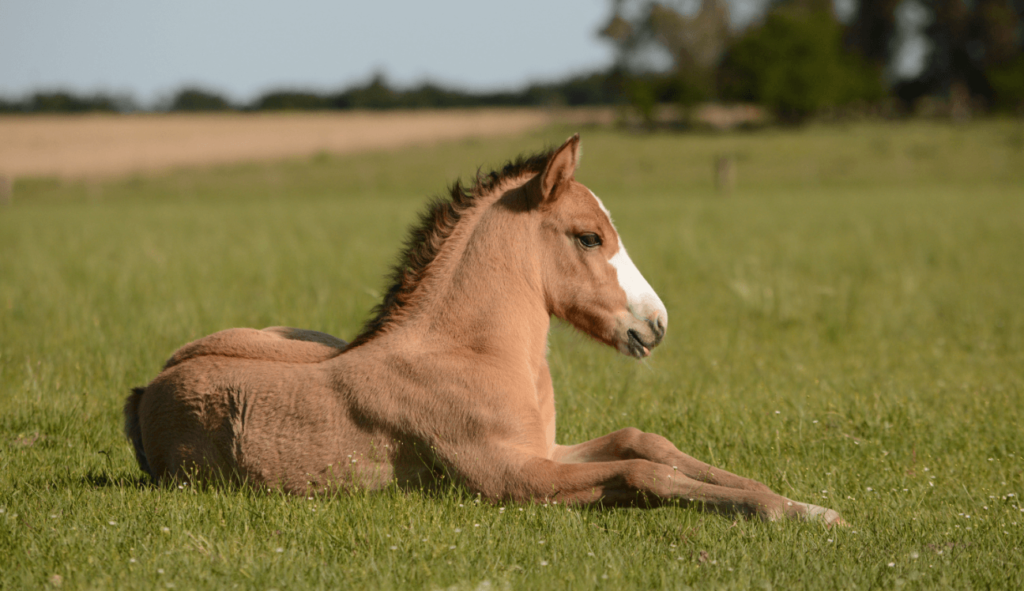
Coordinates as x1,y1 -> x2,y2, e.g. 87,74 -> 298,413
124,386 -> 154,481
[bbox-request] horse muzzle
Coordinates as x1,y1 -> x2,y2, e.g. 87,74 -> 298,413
618,312 -> 667,359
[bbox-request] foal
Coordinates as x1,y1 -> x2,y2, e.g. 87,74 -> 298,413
126,135 -> 843,525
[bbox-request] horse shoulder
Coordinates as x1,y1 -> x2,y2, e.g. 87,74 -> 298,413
163,326 -> 347,370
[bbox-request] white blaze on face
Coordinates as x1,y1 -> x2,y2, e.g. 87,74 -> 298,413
609,240 -> 666,322
590,191 -> 668,326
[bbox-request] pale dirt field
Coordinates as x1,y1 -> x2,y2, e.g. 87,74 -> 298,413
0,108 -> 612,181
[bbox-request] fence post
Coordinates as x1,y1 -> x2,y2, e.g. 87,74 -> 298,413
0,175 -> 12,205
715,155 -> 735,195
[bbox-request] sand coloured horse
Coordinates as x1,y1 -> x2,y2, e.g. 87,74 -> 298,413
125,135 -> 844,525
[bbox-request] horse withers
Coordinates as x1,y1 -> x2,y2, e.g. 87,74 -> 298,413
125,135 -> 844,525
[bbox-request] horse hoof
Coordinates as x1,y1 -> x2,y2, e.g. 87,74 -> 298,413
805,504 -> 847,527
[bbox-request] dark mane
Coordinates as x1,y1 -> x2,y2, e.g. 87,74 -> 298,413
346,147 -> 555,348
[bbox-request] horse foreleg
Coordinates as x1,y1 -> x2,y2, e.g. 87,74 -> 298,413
553,428 -> 769,491
551,428 -> 844,524
509,457 -> 841,524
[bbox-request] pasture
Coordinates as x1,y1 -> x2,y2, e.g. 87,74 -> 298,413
1,118 -> 1023,589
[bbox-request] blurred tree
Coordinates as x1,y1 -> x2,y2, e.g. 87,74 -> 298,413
400,83 -> 472,109
915,0 -> 1023,114
243,71 -> 622,112
844,0 -> 900,69
651,0 -> 730,112
987,57 -> 1024,112
254,91 -> 330,111
170,88 -> 232,111
974,0 -> 1024,112
28,91 -> 129,113
600,0 -> 732,125
0,97 -> 22,113
536,71 -> 623,106
649,1 -> 730,72
332,73 -> 398,110
718,0 -> 884,122
976,0 -> 1021,64
30,92 -> 90,112
921,0 -> 987,116
0,92 -> 136,113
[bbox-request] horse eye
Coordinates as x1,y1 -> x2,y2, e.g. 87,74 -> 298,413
577,233 -> 602,248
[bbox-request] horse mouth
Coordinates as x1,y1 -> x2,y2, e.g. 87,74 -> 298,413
626,329 -> 651,359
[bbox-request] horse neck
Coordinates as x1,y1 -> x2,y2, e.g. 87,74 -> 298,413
386,182 -> 551,372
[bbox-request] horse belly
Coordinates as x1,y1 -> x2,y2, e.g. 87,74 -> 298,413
139,357 -> 394,494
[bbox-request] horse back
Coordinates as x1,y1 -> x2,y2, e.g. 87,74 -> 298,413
163,326 -> 347,370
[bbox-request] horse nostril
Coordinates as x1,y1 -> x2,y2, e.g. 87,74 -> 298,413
648,316 -> 666,344
626,329 -> 645,355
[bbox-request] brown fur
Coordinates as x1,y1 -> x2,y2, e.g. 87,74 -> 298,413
125,135 -> 844,525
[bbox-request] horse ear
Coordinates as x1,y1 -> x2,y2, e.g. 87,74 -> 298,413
539,134 -> 580,203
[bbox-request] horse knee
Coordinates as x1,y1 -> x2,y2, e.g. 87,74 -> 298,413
613,427 -> 645,449
614,427 -> 669,459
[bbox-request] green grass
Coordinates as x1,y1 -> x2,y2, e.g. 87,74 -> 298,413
2,119 -> 1023,589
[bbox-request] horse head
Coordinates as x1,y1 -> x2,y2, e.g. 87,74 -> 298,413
530,135 -> 668,359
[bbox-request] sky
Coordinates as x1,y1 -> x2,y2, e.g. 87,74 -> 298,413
0,0 -> 781,106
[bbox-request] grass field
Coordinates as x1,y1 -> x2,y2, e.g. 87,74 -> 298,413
2,119 -> 1023,589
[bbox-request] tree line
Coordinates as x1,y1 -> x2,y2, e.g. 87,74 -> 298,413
602,0 -> 1024,122
0,72 -> 620,115
2,0 -> 1022,123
